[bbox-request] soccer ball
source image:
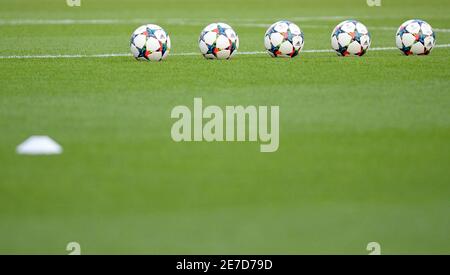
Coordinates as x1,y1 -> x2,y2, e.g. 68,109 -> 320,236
331,20 -> 371,56
130,24 -> 171,61
396,19 -> 435,55
199,23 -> 239,60
264,20 -> 304,58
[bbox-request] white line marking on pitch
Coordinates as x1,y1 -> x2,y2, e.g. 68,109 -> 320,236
0,18 -> 449,32
0,16 -> 372,26
0,44 -> 449,59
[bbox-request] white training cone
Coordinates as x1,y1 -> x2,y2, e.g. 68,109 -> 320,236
16,135 -> 62,155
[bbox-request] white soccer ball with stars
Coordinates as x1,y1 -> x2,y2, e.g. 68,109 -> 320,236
264,20 -> 304,58
331,20 -> 371,56
199,23 -> 239,60
396,19 -> 435,55
130,24 -> 171,61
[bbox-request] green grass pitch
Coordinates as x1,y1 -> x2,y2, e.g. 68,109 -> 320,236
0,0 -> 449,254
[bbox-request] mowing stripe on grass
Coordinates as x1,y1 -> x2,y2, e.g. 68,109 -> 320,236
0,44 -> 449,59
